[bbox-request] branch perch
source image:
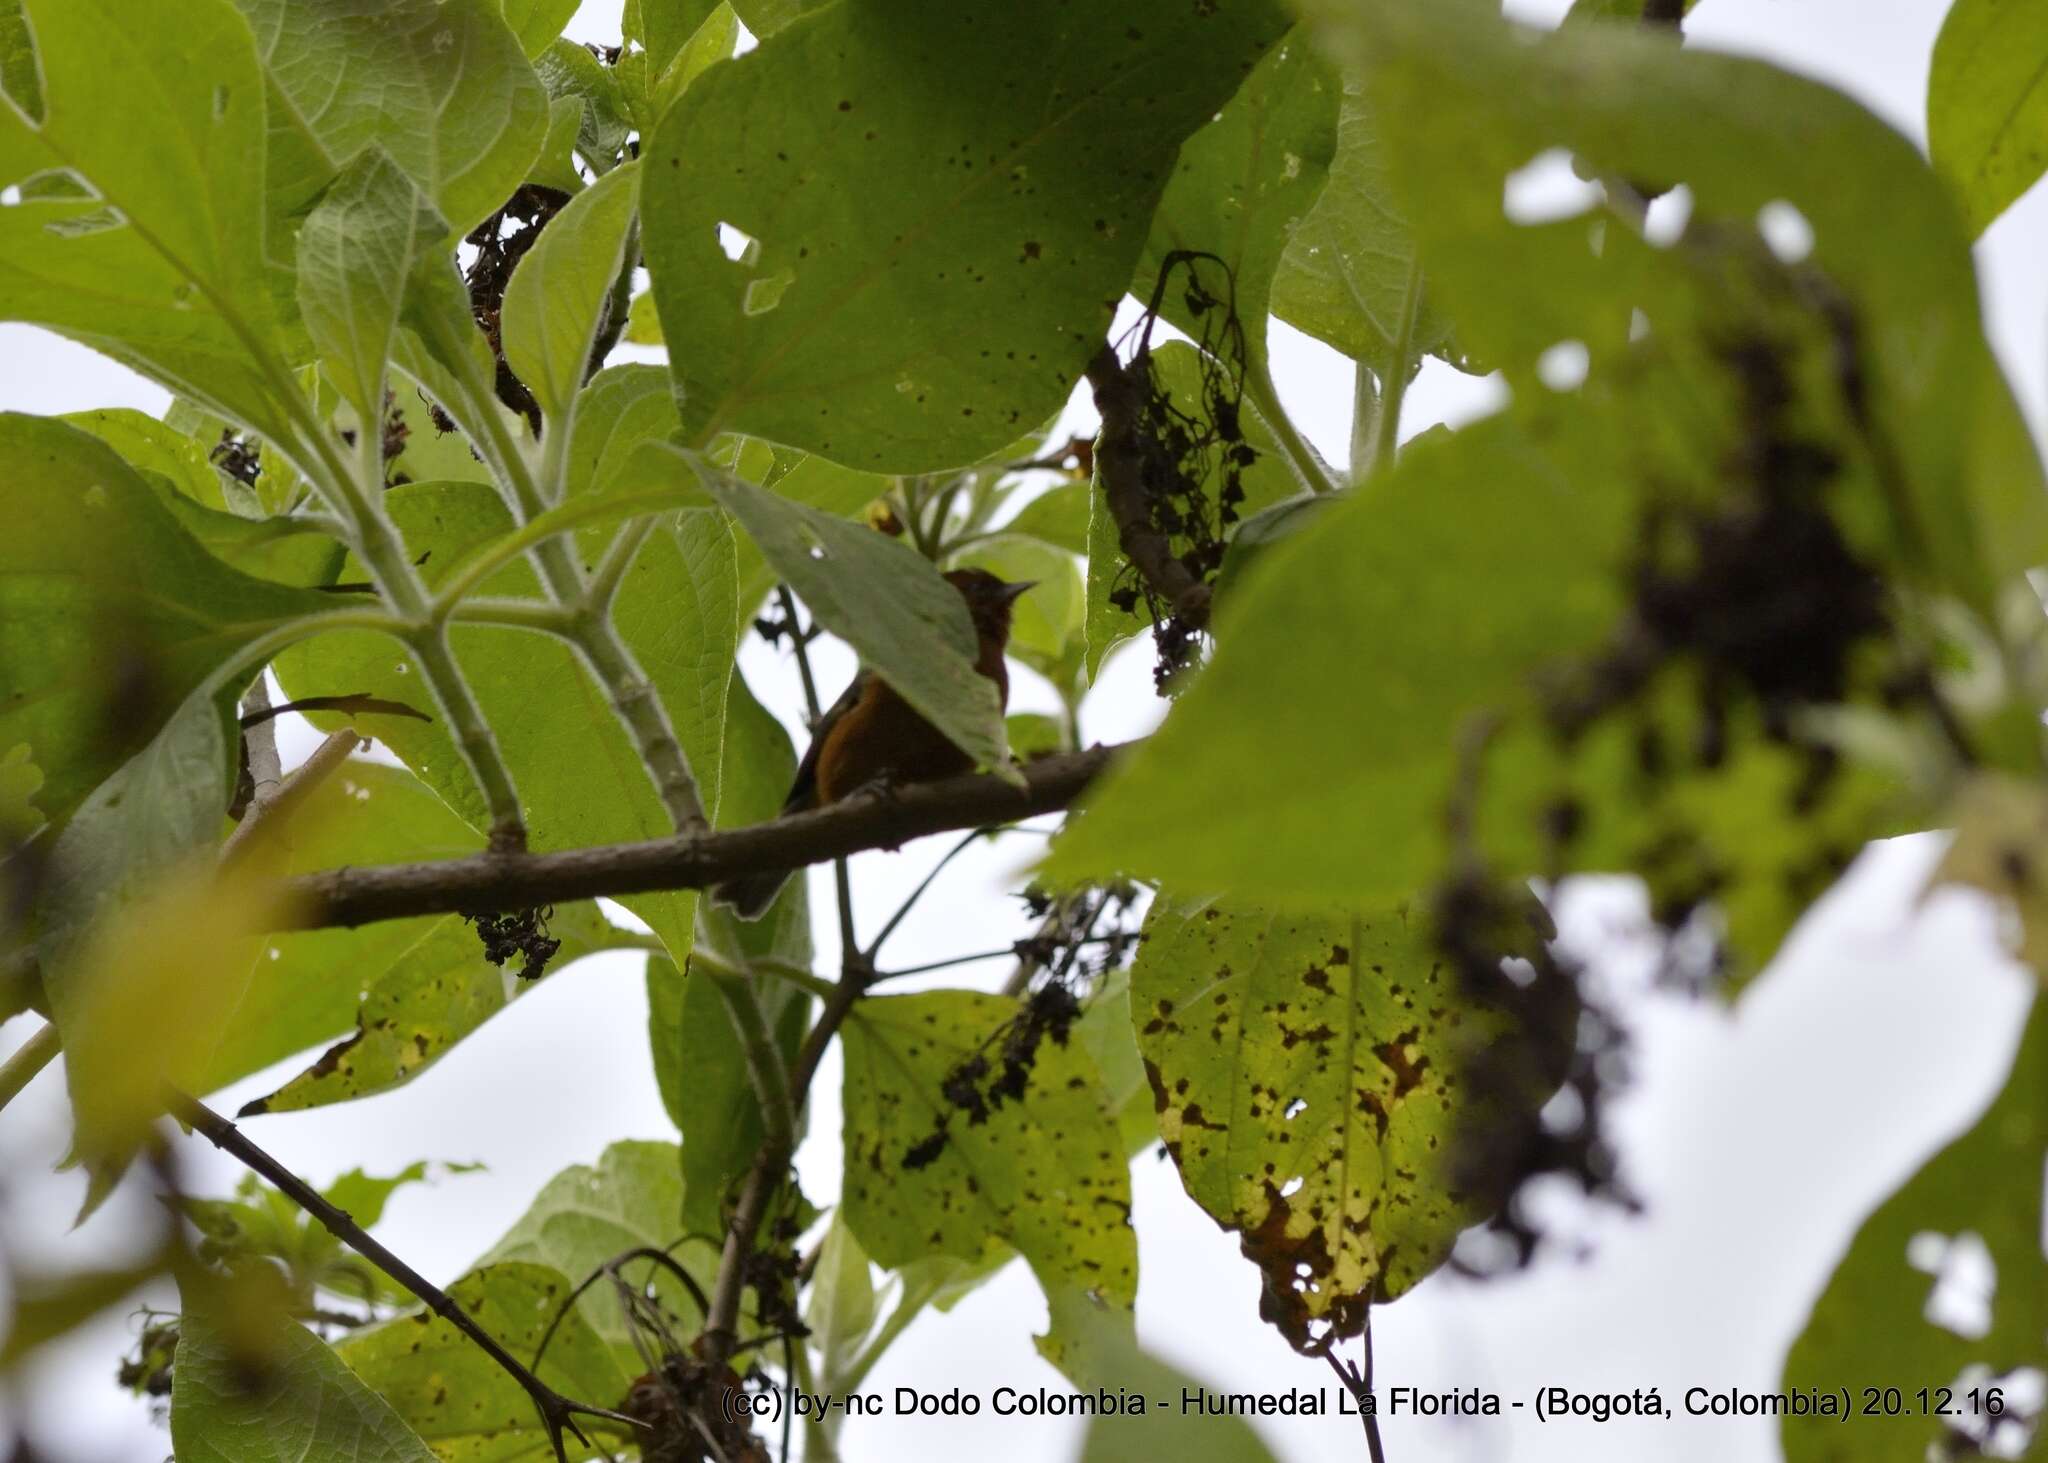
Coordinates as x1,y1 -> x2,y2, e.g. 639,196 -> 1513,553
273,743 -> 1128,932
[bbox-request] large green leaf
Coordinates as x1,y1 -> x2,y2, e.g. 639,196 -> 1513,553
729,450 -> 892,616
840,990 -> 1136,1359
276,482 -> 736,965
701,469 -> 1007,771
1132,29 -> 1338,370
1928,0 -> 2048,238
0,0 -> 299,437
1269,67 -> 1453,369
0,414 -> 329,831
499,0 -> 580,59
1302,0 -> 2047,607
1134,895 -> 1565,1348
336,1262 -> 632,1460
501,162 -> 639,425
1781,999 -> 2044,1463
231,764 -> 629,1114
233,0 -> 549,238
173,1284 -> 437,1463
297,149 -> 447,423
642,0 -> 1291,469
477,1141 -> 716,1366
564,365 -> 682,499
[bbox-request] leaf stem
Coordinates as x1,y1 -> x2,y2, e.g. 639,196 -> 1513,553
1244,359 -> 1339,497
1358,256 -> 1425,483
0,1021 -> 60,1114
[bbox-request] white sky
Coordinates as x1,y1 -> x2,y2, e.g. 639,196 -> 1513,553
2,1 -> 2043,1460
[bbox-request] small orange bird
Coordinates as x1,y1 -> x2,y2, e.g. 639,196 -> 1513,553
711,569 -> 1034,919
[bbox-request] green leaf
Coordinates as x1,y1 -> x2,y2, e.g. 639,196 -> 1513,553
234,0 -> 549,238
1082,341 -> 1301,679
499,0 -> 580,59
1928,0 -> 2048,237
725,0 -> 824,38
701,470 -> 1007,771
1134,30 -> 1338,369
1269,68 -> 1453,369
1073,968 -> 1156,1158
954,534 -> 1082,683
840,990 -> 1136,1360
502,162 -> 639,424
1133,894 -> 1566,1347
478,1141 -> 716,1364
336,1262 -> 631,1457
276,482 -> 736,966
528,94 -> 586,194
173,1284 -> 437,1463
297,149 -> 447,423
1001,479 -> 1091,556
633,0 -> 720,80
0,0 -> 298,437
729,451 -> 891,615
536,39 -> 634,171
564,366 -> 678,499
642,0 -> 1291,469
624,289 -> 664,345
1061,1298 -> 1282,1463
1306,0 -> 2044,610
805,1211 -> 879,1389
235,769 -> 630,1114
1005,711 -> 1066,761
61,407 -> 226,510
1561,0 -> 1702,25
0,414 -> 329,831
1781,999 -> 2045,1463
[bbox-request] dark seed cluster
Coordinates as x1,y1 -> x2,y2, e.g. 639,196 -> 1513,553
463,905 -> 561,980
465,184 -> 572,432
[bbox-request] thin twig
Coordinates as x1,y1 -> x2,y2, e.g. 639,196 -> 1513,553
0,1020 -> 59,1113
272,743 -> 1125,932
220,729 -> 364,870
883,933 -> 1127,984
865,827 -> 999,963
167,1090 -> 643,1462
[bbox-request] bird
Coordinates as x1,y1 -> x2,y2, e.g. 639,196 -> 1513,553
710,568 -> 1035,920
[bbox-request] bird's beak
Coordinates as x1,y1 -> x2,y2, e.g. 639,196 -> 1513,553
1000,579 -> 1037,604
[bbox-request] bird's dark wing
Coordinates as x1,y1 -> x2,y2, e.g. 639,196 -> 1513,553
782,670 -> 869,814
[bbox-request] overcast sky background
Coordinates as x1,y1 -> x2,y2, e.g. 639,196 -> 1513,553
2,1 -> 2043,1460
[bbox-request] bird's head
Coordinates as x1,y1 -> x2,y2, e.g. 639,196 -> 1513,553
944,568 -> 1035,644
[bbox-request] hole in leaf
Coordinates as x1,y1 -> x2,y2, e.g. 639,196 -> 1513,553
716,221 -> 760,266
743,268 -> 795,315
1536,340 -> 1589,392
1908,1230 -> 1996,1339
17,167 -> 94,201
1282,1097 -> 1307,1121
1279,1175 -> 1304,1198
0,183 -> 16,207
1757,200 -> 1814,263
1644,183 -> 1693,246
1502,147 -> 1602,225
43,205 -> 125,239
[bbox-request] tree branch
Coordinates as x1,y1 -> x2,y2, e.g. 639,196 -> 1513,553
273,741 -> 1129,934
168,1090 -> 641,1462
1086,345 -> 1213,630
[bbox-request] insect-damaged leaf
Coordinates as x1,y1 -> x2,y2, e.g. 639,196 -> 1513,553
1780,1000 -> 2046,1463
0,0 -> 300,441
335,1262 -> 632,1457
839,990 -> 1136,1369
1131,894 -> 1570,1350
642,0 -> 1291,470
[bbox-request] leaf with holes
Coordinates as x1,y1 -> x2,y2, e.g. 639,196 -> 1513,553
0,0 -> 300,438
335,1262 -> 632,1457
275,481 -> 737,967
1929,0 -> 2048,238
840,990 -> 1136,1370
642,0 -> 1291,469
1780,1000 -> 2045,1463
1131,894 -> 1568,1350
